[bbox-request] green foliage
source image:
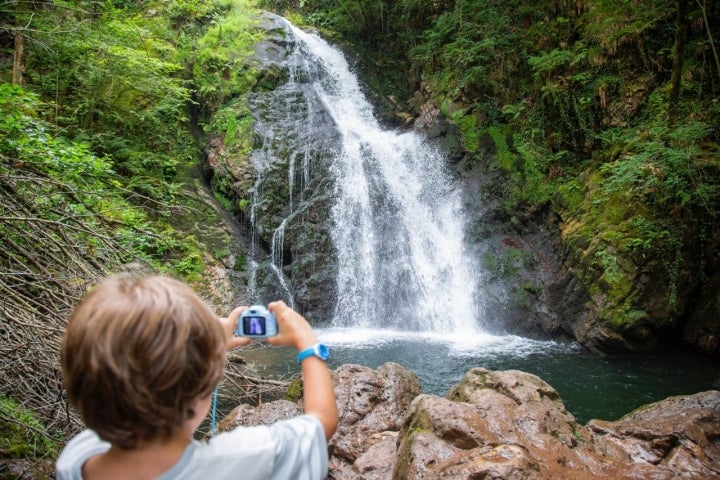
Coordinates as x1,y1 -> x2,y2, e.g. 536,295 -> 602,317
528,48 -> 574,81
167,0 -> 236,33
24,0 -> 195,203
0,83 -> 214,283
207,100 -> 255,153
582,1 -> 675,54
450,110 -> 481,151
0,85 -> 122,235
192,2 -> 263,111
288,0 -> 417,40
1,0 -> 273,457
599,104 -> 718,219
174,250 -> 205,280
411,0 -> 530,111
594,248 -> 630,300
0,393 -> 59,459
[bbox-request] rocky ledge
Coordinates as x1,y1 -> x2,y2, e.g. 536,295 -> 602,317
219,362 -> 720,479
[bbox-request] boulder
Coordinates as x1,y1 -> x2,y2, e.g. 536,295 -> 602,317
329,363 -> 423,478
217,399 -> 302,431
220,363 -> 720,479
394,367 -> 720,479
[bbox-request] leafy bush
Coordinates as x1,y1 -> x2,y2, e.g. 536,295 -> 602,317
599,103 -> 718,220
192,1 -> 263,112
24,0 -> 194,202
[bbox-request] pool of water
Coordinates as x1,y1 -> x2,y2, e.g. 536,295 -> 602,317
239,328 -> 719,424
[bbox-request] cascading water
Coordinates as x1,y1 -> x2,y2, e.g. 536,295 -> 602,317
287,25 -> 485,334
270,218 -> 295,307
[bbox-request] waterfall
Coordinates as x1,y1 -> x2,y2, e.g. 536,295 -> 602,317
286,24 -> 485,334
270,218 -> 295,308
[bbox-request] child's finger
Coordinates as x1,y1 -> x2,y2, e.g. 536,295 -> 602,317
266,301 -> 315,349
220,306 -> 247,350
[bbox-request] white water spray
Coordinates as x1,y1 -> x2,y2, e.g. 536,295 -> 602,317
288,24 -> 485,334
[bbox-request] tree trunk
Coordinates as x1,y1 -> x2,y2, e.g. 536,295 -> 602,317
12,30 -> 25,86
669,0 -> 689,127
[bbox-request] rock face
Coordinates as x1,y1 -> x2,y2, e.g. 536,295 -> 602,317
329,363 -> 422,479
685,271 -> 720,356
409,71 -> 720,357
221,363 -> 720,479
202,13 -> 340,320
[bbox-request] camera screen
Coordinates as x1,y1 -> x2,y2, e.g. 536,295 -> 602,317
243,316 -> 266,335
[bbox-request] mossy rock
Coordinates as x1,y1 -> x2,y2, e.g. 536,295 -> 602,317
284,376 -> 303,403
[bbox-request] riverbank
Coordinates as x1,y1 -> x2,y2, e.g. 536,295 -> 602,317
219,362 -> 720,479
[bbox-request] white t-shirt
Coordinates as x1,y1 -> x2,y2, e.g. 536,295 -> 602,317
56,415 -> 328,480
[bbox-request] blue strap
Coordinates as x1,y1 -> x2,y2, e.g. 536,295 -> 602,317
210,385 -> 219,437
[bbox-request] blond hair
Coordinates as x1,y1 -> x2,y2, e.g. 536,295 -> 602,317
61,274 -> 225,449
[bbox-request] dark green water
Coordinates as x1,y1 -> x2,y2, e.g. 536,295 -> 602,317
241,328 -> 719,424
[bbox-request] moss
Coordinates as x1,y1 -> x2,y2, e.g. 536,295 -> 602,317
483,248 -> 537,280
600,303 -> 648,329
594,249 -> 631,297
453,113 -> 481,152
485,127 -> 516,172
233,251 -> 247,271
553,178 -> 585,211
0,393 -> 59,459
284,376 -> 303,403
509,287 -> 533,310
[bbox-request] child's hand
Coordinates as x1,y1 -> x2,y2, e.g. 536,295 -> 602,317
266,301 -> 317,351
221,307 -> 253,351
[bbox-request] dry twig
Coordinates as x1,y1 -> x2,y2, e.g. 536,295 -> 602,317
1,161 -> 290,444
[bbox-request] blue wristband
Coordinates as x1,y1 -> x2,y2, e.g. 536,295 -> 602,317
296,343 -> 330,363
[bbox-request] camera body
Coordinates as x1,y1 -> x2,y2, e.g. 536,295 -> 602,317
235,305 -> 278,338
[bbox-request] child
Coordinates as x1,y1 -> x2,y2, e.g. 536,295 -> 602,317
56,273 -> 337,479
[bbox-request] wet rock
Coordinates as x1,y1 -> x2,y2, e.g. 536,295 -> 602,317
202,12 -> 340,318
217,399 -> 302,431
684,271 -> 720,356
221,364 -> 720,479
587,390 -> 720,477
413,100 -> 465,164
394,367 -> 720,479
329,363 -> 422,477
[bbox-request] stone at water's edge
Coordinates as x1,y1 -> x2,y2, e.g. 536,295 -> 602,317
220,363 -> 720,479
329,363 -> 422,470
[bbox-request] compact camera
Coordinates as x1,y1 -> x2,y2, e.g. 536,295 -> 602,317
234,305 -> 278,338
